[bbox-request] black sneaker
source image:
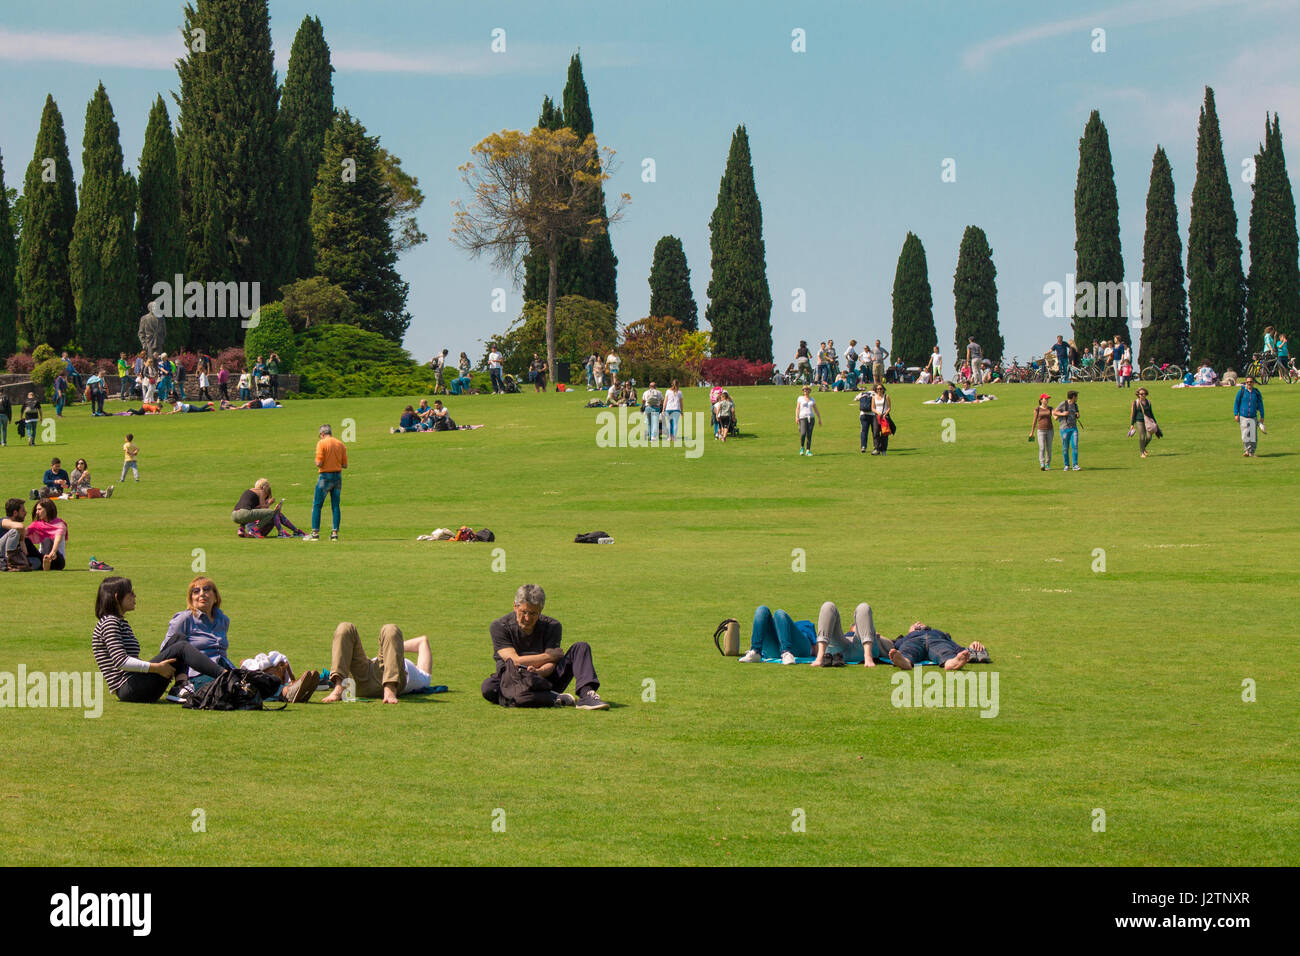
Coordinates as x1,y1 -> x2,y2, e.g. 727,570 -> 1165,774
576,690 -> 609,710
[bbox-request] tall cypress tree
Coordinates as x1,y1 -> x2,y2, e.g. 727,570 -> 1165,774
175,0 -> 286,346
279,15 -> 334,284
1139,147 -> 1189,366
1188,86 -> 1247,370
311,110 -> 409,343
18,94 -> 77,350
1073,110 -> 1128,346
953,225 -> 1003,363
523,95 -> 566,304
890,232 -> 937,367
706,125 -> 772,362
1247,114 -> 1300,349
647,236 -> 697,331
71,83 -> 138,358
0,150 -> 17,357
137,95 -> 185,350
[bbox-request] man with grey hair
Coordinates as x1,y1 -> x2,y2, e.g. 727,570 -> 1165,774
480,584 -> 609,709
309,423 -> 348,541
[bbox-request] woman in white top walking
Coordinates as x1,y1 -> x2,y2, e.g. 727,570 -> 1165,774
870,383 -> 893,455
796,386 -> 823,456
663,380 -> 684,445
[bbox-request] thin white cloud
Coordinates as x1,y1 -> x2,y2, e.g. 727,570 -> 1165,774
0,28 -> 179,69
961,0 -> 1276,70
0,27 -> 642,76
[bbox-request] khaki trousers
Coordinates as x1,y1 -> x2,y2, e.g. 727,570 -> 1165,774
330,622 -> 407,697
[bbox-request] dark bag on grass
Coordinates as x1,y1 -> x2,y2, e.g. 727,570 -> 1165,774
473,528 -> 495,542
574,531 -> 609,543
497,659 -> 555,708
183,668 -> 284,710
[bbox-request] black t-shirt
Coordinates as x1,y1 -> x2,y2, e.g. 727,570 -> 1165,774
234,489 -> 261,511
490,612 -> 562,661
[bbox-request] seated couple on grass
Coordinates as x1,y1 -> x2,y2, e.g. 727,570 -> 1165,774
738,603 -> 987,670
232,479 -> 305,538
391,400 -> 461,433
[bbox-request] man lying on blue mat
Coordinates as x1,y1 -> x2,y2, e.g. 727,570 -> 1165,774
886,622 -> 987,672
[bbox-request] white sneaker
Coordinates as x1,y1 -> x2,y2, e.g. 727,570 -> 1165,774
737,649 -> 762,663
780,651 -> 797,665
1073,465 -> 1081,471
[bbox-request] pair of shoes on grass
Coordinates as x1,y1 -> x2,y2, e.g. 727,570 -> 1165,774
553,690 -> 609,710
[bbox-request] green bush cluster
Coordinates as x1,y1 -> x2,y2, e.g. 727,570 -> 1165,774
243,302 -> 297,372
32,344 -> 56,364
295,323 -> 436,398
31,357 -> 64,388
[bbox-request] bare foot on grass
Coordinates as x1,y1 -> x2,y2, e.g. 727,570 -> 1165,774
945,649 -> 971,671
319,685 -> 344,703
888,648 -> 912,670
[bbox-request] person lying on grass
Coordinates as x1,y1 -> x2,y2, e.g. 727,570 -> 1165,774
219,397 -> 280,409
170,400 -> 214,413
885,622 -> 987,671
738,602 -> 891,667
92,576 -> 230,703
318,627 -> 436,704
480,584 -> 609,709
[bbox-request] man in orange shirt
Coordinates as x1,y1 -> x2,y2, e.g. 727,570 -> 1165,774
309,424 -> 348,541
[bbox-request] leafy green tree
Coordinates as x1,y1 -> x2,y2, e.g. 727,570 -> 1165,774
953,225 -> 1003,363
279,15 -> 334,282
375,148 -> 427,253
889,232 -> 937,367
1139,147 -> 1189,366
1073,110 -> 1128,347
175,0 -> 287,340
280,276 -> 357,331
1188,86 -> 1247,369
706,125 -> 772,362
71,83 -> 138,358
647,236 -> 698,331
453,127 -> 625,379
1246,113 -> 1300,350
0,151 -> 18,356
311,110 -> 409,342
18,95 -> 77,350
137,95 -> 185,351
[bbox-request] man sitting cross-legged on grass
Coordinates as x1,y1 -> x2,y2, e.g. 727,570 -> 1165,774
885,622 -> 988,671
480,584 -> 608,709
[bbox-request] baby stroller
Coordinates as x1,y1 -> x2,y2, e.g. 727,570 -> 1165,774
255,374 -> 273,399
502,373 -> 521,394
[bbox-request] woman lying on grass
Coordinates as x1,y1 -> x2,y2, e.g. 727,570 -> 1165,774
92,577 -> 230,703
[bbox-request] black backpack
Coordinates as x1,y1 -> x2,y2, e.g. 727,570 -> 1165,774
183,668 -> 285,710
574,531 -> 609,544
497,659 -> 555,708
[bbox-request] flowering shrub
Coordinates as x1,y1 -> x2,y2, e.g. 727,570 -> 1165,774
5,352 -> 34,375
700,357 -> 775,386
216,347 -> 246,373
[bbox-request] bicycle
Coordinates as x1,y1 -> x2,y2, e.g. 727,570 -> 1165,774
1139,362 -> 1183,382
1246,352 -> 1297,384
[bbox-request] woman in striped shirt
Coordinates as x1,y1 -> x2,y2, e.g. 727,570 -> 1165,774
92,577 -> 228,702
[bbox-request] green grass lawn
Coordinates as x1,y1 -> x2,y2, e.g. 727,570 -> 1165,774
0,380 -> 1296,865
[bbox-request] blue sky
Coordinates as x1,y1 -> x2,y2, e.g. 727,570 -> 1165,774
1,0 -> 1297,364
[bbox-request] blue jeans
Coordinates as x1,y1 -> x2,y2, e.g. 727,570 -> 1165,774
490,368 -> 504,393
646,407 -> 661,440
0,413 -> 7,445
312,472 -> 342,532
666,410 -> 681,441
55,394 -> 65,416
893,629 -> 964,666
748,606 -> 815,659
1060,427 -> 1078,467
120,376 -> 132,399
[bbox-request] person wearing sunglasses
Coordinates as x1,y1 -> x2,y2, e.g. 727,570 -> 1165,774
92,577 -> 230,702
163,577 -> 236,675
